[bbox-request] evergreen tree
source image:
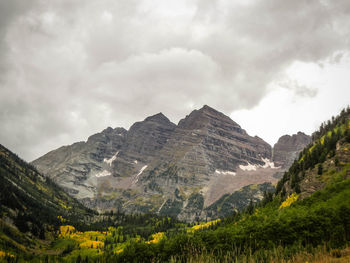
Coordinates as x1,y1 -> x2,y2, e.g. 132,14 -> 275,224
335,157 -> 340,167
281,187 -> 286,198
318,164 -> 323,175
291,173 -> 300,189
246,200 -> 254,214
346,129 -> 350,143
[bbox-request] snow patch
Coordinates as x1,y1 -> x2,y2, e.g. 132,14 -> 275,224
95,170 -> 111,177
103,151 -> 119,166
215,169 -> 236,176
133,165 -> 148,184
261,158 -> 279,169
239,163 -> 258,171
157,199 -> 167,213
239,158 -> 280,171
137,165 -> 148,176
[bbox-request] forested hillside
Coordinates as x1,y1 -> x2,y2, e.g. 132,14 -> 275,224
0,143 -> 98,260
1,107 -> 350,262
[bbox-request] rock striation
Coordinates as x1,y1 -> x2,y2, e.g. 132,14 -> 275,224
32,105 -> 311,222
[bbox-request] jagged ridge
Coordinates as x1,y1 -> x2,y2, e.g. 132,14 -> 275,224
31,105 -> 310,221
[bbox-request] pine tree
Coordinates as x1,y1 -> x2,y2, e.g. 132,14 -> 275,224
246,200 -> 254,214
318,164 -> 323,175
291,173 -> 300,189
281,187 -> 286,198
335,157 -> 340,167
346,129 -> 350,143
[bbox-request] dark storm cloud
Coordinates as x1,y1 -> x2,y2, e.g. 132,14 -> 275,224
0,0 -> 350,160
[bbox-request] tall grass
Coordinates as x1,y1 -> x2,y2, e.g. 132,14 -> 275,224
169,245 -> 350,263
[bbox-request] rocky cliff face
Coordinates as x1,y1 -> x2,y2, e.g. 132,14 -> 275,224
135,105 -> 276,221
32,127 -> 127,198
32,105 -> 310,222
273,132 -> 311,169
111,113 -> 176,178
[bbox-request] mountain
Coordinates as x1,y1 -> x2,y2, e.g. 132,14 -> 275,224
273,131 -> 311,169
0,144 -> 92,254
2,107 -> 349,262
31,127 -> 127,199
201,130 -> 311,220
111,106 -> 350,263
276,108 -> 350,199
32,105 -> 310,221
0,143 -> 186,261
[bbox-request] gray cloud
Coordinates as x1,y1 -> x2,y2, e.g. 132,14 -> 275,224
1,0 -> 350,160
278,79 -> 318,98
0,0 -> 38,78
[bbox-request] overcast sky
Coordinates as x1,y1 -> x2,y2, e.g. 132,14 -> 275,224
1,0 -> 350,161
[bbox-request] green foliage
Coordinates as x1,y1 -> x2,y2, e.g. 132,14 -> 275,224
158,199 -> 183,218
312,106 -> 350,141
291,173 -> 300,190
0,144 -> 92,236
206,183 -> 275,219
114,175 -> 350,262
0,144 -> 96,260
294,183 -> 301,194
275,107 -> 350,196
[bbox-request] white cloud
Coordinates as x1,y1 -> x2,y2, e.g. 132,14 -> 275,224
231,55 -> 350,146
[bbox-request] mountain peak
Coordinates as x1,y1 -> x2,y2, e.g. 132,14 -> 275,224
87,127 -> 127,143
273,132 -> 311,168
103,127 -> 113,133
275,132 -> 311,145
199,104 -> 214,111
297,131 -> 308,136
198,105 -> 222,115
178,105 -> 241,130
144,112 -> 172,124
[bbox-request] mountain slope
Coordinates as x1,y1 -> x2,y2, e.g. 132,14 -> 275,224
0,144 -> 92,255
32,127 -> 127,199
32,105 -> 310,221
133,105 -> 280,221
111,106 -> 350,263
202,131 -> 311,220
276,107 -> 350,199
2,107 -> 347,262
